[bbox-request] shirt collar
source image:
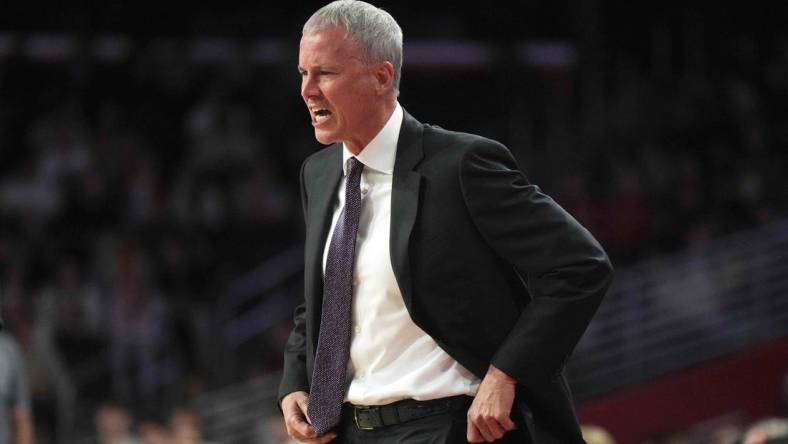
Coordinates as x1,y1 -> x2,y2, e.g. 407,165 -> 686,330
342,102 -> 403,176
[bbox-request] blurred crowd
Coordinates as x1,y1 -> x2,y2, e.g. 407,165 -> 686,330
89,402 -> 214,444
0,20 -> 786,444
546,37 -> 788,264
581,416 -> 788,444
0,52 -> 305,440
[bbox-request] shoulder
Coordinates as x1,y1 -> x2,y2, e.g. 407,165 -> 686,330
408,117 -> 528,188
425,123 -> 504,150
419,122 -> 516,170
403,110 -> 507,158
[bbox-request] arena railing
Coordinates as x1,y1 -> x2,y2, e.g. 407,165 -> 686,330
567,219 -> 788,399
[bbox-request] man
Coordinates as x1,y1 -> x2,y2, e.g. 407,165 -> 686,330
279,1 -> 613,442
0,331 -> 36,444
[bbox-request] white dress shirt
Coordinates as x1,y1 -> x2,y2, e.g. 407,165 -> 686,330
322,103 -> 480,405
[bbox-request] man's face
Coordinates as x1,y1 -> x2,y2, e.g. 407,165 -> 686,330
299,27 -> 380,152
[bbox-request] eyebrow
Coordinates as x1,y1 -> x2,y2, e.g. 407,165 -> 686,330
297,64 -> 343,73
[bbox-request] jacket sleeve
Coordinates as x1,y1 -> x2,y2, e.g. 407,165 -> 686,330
458,140 -> 613,382
278,301 -> 309,401
277,159 -> 311,402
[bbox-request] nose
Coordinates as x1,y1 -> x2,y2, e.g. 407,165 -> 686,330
301,72 -> 319,102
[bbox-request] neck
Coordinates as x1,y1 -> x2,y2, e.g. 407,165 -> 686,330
345,98 -> 397,155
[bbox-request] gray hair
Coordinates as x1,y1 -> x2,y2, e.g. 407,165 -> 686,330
303,0 -> 403,95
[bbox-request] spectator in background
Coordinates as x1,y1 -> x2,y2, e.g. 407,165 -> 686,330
94,402 -> 139,444
581,424 -> 616,444
107,243 -> 172,407
137,419 -> 170,444
0,331 -> 36,444
168,407 -> 213,444
743,418 -> 788,444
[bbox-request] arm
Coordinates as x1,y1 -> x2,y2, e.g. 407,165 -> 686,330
279,304 -> 310,400
278,159 -> 336,443
280,280 -> 337,444
10,405 -> 35,444
3,334 -> 35,444
278,158 -> 312,401
459,140 -> 612,382
459,141 -> 612,441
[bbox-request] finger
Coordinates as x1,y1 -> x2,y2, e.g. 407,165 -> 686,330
291,397 -> 318,438
482,416 -> 506,440
287,415 -> 316,439
471,416 -> 497,442
467,420 -> 485,443
306,432 -> 337,443
499,413 -> 516,431
296,399 -> 311,423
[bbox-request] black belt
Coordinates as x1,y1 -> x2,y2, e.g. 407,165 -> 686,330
342,395 -> 472,430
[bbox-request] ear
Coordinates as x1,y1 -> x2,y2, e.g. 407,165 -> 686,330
373,61 -> 395,95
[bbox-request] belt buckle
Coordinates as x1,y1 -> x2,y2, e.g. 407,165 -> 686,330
353,406 -> 379,431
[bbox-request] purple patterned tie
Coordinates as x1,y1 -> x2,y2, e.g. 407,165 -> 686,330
308,157 -> 364,436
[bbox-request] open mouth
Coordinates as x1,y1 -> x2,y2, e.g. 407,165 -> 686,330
311,107 -> 332,124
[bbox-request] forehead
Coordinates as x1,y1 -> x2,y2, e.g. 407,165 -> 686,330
299,27 -> 362,66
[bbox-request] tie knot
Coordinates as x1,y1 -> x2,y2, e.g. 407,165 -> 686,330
347,157 -> 364,181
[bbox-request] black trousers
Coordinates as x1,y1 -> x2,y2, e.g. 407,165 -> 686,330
334,398 -> 531,444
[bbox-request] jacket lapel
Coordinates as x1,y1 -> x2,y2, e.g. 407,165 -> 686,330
304,145 -> 342,345
390,111 -> 424,311
304,111 -> 423,329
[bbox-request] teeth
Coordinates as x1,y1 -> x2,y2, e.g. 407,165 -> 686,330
311,107 -> 330,116
311,107 -> 332,124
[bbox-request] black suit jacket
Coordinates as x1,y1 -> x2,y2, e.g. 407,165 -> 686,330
279,110 -> 613,443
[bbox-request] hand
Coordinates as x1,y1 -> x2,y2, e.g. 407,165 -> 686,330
281,391 -> 337,443
467,365 -> 517,443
